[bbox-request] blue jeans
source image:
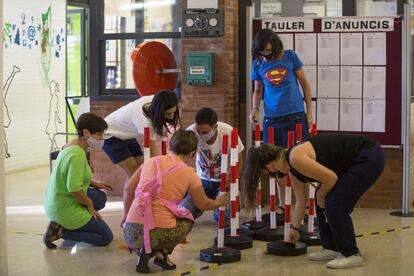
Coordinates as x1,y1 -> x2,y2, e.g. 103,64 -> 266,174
315,144 -> 385,257
62,188 -> 113,246
263,112 -> 310,147
180,179 -> 229,221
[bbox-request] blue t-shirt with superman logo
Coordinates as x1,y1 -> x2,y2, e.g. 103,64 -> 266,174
251,50 -> 305,118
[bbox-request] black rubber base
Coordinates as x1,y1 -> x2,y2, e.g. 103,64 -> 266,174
221,235 -> 253,250
254,227 -> 284,241
200,246 -> 241,263
224,227 -> 255,238
262,213 -> 285,226
390,211 -> 414,217
299,231 -> 322,246
300,223 -> 319,233
240,220 -> 267,231
303,215 -> 319,226
267,241 -> 307,256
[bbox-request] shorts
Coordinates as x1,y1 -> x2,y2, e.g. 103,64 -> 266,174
102,136 -> 143,164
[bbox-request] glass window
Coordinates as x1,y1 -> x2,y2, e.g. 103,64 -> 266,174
303,0 -> 327,17
104,0 -> 181,33
356,0 -> 397,16
105,38 -> 181,89
259,0 -> 282,18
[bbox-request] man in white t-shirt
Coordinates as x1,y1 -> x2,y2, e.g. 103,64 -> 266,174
180,107 -> 244,221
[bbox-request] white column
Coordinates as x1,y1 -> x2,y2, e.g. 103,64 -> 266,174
0,0 -> 9,273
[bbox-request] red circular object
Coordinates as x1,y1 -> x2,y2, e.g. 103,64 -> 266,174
131,41 -> 178,96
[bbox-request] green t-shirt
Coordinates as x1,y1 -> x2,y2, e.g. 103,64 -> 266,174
44,145 -> 93,230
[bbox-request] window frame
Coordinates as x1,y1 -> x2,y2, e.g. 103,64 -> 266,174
89,0 -> 182,100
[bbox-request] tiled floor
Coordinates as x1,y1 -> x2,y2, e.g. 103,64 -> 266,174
5,166 -> 414,275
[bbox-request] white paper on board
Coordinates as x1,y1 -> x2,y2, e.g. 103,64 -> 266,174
278,33 -> 294,50
364,32 -> 387,65
317,98 -> 339,131
363,99 -> 385,132
318,66 -> 340,98
318,33 -> 340,65
295,33 -> 317,65
340,66 -> 363,98
340,99 -> 362,132
340,33 -> 363,65
363,66 -> 386,99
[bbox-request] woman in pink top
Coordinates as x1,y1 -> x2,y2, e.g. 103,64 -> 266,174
123,129 -> 228,273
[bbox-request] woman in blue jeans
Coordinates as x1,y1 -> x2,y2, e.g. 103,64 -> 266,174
43,113 -> 113,248
249,29 -> 313,208
242,133 -> 385,269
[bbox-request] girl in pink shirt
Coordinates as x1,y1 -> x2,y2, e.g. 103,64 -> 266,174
123,129 -> 227,273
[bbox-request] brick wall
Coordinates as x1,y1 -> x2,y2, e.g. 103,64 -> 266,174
180,0 -> 239,129
358,148 -> 402,209
90,101 -> 129,196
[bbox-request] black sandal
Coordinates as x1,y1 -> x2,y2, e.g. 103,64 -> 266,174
136,248 -> 152,273
154,250 -> 176,270
43,221 -> 62,249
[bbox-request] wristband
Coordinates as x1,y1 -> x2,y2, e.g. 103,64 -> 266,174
253,107 -> 259,111
290,224 -> 300,231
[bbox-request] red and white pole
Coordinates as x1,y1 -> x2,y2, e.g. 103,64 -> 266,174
230,129 -> 238,236
268,127 -> 277,229
284,131 -> 295,242
296,123 -> 304,226
254,124 -> 262,223
161,137 -> 167,155
234,128 -> 240,228
308,123 -> 318,233
295,123 -> 302,143
144,127 -> 150,162
217,134 -> 229,248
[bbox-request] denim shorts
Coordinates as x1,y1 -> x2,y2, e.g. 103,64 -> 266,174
102,136 -> 143,164
263,112 -> 310,147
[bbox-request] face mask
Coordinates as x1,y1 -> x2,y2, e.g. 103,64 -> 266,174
87,136 -> 105,149
199,130 -> 215,142
262,54 -> 273,60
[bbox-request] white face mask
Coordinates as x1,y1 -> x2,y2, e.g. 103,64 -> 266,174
199,130 -> 215,142
87,136 -> 105,149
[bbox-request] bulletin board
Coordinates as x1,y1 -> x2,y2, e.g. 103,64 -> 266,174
253,17 -> 402,146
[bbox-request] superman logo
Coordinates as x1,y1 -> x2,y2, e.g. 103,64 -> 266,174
265,67 -> 287,86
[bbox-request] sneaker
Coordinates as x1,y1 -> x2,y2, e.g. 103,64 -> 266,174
326,253 -> 363,269
308,249 -> 342,261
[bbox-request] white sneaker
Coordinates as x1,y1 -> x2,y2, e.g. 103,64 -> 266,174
308,249 -> 342,261
326,253 -> 363,269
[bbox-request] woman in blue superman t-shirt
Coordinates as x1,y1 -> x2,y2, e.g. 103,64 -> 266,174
249,28 -> 313,209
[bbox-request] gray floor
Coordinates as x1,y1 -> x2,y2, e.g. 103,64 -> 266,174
5,166 -> 414,275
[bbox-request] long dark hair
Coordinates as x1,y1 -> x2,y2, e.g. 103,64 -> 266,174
251,29 -> 284,60
242,144 -> 285,210
150,90 -> 181,137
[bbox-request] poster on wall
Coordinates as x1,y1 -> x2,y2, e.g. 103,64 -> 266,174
3,0 -> 66,172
